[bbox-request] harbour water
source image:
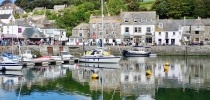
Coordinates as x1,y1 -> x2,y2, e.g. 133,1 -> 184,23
1,56 -> 210,100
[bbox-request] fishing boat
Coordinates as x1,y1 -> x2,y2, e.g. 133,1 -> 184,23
122,46 -> 151,57
79,0 -> 121,63
0,57 -> 23,71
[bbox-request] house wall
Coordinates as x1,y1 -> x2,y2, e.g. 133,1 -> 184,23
0,9 -> 13,14
121,24 -> 155,45
155,31 -> 181,46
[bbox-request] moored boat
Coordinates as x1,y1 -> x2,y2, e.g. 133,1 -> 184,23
0,57 -> 23,71
122,46 -> 151,57
79,48 -> 121,63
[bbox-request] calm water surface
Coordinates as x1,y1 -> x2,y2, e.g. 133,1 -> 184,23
1,56 -> 210,100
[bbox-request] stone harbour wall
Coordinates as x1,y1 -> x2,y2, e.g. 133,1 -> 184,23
1,45 -> 210,56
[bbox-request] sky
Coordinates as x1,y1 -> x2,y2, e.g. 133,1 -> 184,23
0,0 -> 15,4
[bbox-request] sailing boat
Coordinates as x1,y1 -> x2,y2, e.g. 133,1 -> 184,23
79,0 -> 121,63
0,21 -> 23,71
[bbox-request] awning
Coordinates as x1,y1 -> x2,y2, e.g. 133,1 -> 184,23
1,34 -> 25,39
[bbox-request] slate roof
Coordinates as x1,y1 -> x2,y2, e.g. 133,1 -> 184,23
22,27 -> 45,38
73,23 -> 89,30
121,11 -> 156,24
13,18 -> 32,27
157,19 -> 183,31
0,14 -> 11,19
89,16 -> 121,23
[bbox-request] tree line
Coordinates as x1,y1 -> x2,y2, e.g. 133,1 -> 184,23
8,0 -> 210,36
152,0 -> 210,19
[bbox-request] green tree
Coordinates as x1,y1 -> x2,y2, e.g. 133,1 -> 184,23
193,0 -> 207,18
152,0 -> 169,18
14,0 -> 29,9
127,1 -> 139,11
14,13 -> 20,19
107,0 -> 127,15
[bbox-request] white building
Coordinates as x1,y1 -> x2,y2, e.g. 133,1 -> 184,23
120,11 -> 156,46
40,28 -> 67,41
0,3 -> 26,15
0,14 -> 15,24
155,19 -> 183,46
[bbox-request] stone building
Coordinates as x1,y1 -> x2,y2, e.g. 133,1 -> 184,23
89,15 -> 121,45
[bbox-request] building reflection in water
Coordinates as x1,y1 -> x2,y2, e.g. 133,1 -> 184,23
23,65 -> 66,89
71,56 -> 210,99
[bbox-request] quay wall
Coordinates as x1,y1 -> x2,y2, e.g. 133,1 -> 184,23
0,45 -> 210,56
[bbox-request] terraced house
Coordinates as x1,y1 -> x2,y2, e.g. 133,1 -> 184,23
120,11 -> 156,46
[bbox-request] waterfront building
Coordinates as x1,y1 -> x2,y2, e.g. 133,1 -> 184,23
182,17 -> 210,45
40,28 -> 67,42
89,15 -> 121,45
120,11 -> 156,46
70,23 -> 89,45
155,19 -> 183,46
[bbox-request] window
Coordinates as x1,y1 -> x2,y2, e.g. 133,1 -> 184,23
146,27 -> 151,32
92,24 -> 96,29
79,33 -> 82,37
138,27 -> 141,33
146,37 -> 152,43
195,31 -> 199,34
159,23 -> 163,28
166,32 -> 168,36
79,28 -> 82,30
159,32 -> 161,35
134,27 -> 137,32
134,18 -> 138,23
134,76 -> 137,81
125,75 -> 129,81
124,18 -> 129,23
209,30 -> 210,34
112,31 -> 115,34
173,32 -> 175,35
125,27 -> 129,32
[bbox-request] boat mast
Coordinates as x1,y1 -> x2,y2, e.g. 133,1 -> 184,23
101,0 -> 104,52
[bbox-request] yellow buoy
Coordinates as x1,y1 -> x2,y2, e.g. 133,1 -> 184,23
164,66 -> 169,73
165,62 -> 170,66
92,73 -> 99,79
146,70 -> 152,75
146,74 -> 151,78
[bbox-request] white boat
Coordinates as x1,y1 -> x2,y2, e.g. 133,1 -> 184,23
79,49 -> 121,63
122,46 -> 151,57
21,50 -> 34,62
0,57 -> 23,71
79,62 -> 120,69
60,50 -> 74,60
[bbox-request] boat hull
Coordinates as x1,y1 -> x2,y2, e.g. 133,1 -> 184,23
122,50 -> 151,57
79,56 -> 121,63
0,63 -> 23,71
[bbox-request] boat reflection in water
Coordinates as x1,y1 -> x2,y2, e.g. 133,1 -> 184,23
78,63 -> 121,69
